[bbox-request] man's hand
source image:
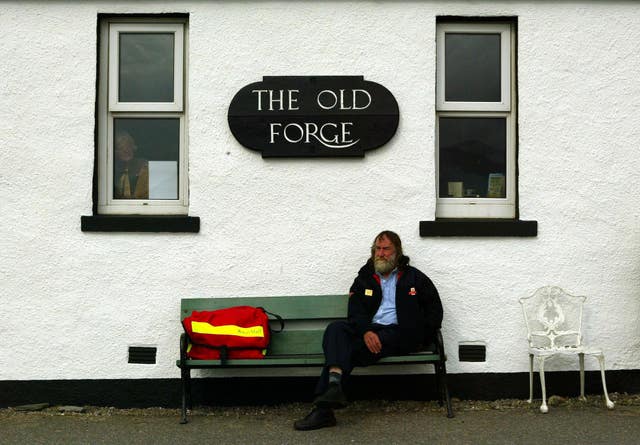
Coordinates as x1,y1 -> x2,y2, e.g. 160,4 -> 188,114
364,331 -> 382,354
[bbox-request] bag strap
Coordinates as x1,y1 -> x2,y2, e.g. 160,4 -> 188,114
258,307 -> 285,333
219,346 -> 228,365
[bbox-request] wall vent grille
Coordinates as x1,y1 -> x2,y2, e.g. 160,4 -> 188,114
128,346 -> 157,364
458,344 -> 486,362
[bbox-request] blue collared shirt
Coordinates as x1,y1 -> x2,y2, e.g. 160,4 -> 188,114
372,269 -> 398,325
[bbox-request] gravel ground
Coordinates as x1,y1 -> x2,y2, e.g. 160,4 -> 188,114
2,392 -> 639,418
1,393 -> 639,445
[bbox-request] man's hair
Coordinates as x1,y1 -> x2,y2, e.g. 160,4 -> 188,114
115,131 -> 136,151
370,230 -> 404,261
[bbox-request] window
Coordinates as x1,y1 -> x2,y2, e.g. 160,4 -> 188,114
97,17 -> 188,215
436,21 -> 516,219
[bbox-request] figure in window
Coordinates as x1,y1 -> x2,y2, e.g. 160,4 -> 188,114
114,131 -> 149,199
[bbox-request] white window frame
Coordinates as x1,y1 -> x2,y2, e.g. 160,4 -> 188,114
435,22 -> 516,219
98,18 -> 188,215
436,23 -> 511,112
108,23 -> 184,112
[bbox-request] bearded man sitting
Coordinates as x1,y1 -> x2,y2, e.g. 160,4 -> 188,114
294,230 -> 443,431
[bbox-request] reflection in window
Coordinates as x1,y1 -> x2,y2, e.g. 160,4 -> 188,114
439,117 -> 506,198
119,33 -> 175,102
445,33 -> 501,102
113,118 -> 179,200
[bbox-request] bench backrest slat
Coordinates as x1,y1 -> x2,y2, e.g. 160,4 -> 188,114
268,330 -> 325,355
181,295 -> 348,320
181,295 -> 348,356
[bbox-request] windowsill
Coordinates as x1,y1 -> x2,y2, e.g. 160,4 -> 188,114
81,215 -> 200,233
419,219 -> 537,237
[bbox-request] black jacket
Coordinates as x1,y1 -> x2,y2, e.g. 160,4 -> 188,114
347,257 -> 443,352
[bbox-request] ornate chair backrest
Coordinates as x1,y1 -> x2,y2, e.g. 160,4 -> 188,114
519,286 -> 585,350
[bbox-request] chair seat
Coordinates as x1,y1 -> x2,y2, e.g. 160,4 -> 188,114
528,346 -> 603,356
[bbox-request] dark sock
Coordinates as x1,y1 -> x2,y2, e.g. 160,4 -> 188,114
328,371 -> 342,385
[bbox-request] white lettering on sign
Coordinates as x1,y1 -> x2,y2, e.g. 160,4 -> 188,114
252,89 -> 300,111
269,122 -> 360,149
253,88 -> 372,150
317,89 -> 371,110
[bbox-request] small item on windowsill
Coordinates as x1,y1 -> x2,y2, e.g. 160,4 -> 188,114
487,173 -> 505,198
464,188 -> 478,198
447,181 -> 464,198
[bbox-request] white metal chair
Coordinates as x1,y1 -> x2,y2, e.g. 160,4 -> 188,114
519,286 -> 614,413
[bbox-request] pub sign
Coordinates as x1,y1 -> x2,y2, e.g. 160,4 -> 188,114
228,76 -> 399,157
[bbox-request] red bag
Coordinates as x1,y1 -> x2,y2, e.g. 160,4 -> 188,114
182,306 -> 282,361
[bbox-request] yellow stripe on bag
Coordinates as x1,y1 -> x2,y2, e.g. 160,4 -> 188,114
191,321 -> 265,338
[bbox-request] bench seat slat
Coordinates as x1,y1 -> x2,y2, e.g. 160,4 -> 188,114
179,356 -> 326,367
177,352 -> 441,368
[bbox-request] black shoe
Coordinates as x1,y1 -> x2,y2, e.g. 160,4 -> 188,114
293,407 -> 336,431
313,383 -> 348,409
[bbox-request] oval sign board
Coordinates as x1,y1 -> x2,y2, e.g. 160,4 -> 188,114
228,76 -> 399,157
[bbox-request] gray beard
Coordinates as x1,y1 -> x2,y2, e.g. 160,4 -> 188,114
374,256 -> 396,275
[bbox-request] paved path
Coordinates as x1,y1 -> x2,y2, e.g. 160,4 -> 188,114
1,398 -> 639,444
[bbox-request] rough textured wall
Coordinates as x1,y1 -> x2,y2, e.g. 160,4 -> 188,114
1,1 -> 639,380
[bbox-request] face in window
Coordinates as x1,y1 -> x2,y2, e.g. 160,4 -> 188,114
115,133 -> 137,162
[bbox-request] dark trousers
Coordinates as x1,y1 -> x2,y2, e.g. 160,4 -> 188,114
314,320 -> 403,395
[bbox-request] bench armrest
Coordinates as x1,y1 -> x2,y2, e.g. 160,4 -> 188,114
179,333 -> 189,366
436,329 -> 447,360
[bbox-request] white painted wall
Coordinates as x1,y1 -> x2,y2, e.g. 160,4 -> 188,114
1,1 -> 639,381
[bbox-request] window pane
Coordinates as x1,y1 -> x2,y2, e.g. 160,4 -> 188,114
439,117 -> 506,198
119,33 -> 174,102
113,118 -> 180,200
445,33 -> 501,102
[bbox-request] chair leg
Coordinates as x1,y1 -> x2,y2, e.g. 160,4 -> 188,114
596,354 -> 615,409
579,353 -> 586,401
528,354 -> 534,404
537,356 -> 548,413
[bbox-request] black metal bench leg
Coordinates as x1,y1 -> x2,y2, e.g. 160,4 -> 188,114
439,361 -> 454,418
434,364 -> 443,407
186,368 -> 193,410
180,367 -> 190,424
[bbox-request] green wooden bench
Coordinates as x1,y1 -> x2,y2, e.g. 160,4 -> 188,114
177,295 -> 453,423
